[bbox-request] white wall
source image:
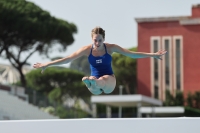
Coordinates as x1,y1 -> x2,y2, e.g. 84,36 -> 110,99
0,118 -> 199,133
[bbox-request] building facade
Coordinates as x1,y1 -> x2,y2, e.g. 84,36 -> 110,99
136,4 -> 200,101
0,64 -> 31,85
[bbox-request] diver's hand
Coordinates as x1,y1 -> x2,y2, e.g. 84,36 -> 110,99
153,50 -> 167,60
33,63 -> 48,74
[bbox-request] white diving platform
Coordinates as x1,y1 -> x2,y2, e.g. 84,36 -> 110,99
91,94 -> 162,107
91,95 -> 162,117
0,118 -> 200,133
140,107 -> 185,117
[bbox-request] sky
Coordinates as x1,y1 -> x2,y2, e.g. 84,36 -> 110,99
1,0 -> 200,67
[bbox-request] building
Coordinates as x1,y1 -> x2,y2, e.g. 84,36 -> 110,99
0,63 -> 32,85
135,4 -> 200,101
0,89 -> 58,120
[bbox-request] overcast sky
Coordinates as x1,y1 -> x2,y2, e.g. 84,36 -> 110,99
1,0 -> 200,67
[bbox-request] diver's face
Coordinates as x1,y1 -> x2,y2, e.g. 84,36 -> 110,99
92,34 -> 104,48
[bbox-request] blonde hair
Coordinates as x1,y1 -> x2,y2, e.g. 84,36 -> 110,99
91,26 -> 105,39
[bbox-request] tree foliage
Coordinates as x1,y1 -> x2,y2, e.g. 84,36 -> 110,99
112,47 -> 137,94
0,0 -> 77,87
26,67 -> 91,102
163,89 -> 184,106
186,91 -> 200,109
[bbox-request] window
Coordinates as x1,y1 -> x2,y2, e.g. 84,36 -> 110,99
154,85 -> 159,99
164,40 -> 170,87
151,36 -> 183,100
151,37 -> 161,99
153,40 -> 159,99
154,40 -> 159,81
173,36 -> 183,91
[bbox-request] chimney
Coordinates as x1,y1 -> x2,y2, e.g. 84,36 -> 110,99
192,4 -> 200,18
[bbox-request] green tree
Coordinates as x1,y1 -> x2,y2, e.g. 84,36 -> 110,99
112,47 -> 137,94
26,67 -> 91,102
0,0 -> 77,88
187,92 -> 193,107
164,89 -> 184,106
163,89 -> 175,106
186,91 -> 200,109
193,91 -> 200,109
175,90 -> 184,106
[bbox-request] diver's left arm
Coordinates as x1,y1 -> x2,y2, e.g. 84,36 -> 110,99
111,44 -> 167,60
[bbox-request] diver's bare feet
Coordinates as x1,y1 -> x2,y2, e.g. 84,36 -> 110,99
89,76 -> 97,87
82,76 -> 91,88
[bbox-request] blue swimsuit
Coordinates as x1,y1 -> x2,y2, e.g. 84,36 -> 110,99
88,44 -> 114,78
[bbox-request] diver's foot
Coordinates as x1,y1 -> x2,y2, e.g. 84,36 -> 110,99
82,76 -> 91,88
89,76 -> 97,87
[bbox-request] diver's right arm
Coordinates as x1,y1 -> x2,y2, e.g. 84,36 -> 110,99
33,45 -> 89,73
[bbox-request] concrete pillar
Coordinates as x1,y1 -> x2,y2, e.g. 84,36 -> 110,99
152,106 -> 156,117
137,102 -> 141,118
106,106 -> 112,118
92,103 -> 97,118
118,85 -> 123,118
118,106 -> 122,118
